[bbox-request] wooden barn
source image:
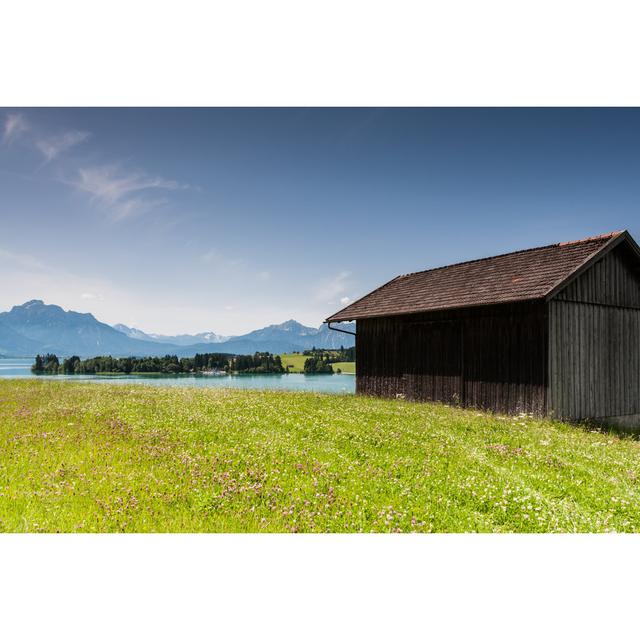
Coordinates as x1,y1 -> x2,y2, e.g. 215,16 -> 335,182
326,231 -> 640,427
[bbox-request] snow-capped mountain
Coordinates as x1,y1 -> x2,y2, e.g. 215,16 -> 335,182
113,324 -> 229,346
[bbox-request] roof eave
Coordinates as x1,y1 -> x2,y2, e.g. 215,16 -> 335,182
324,275 -> 403,324
326,295 -> 548,322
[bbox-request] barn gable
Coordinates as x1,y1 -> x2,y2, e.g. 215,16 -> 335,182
549,236 -> 640,308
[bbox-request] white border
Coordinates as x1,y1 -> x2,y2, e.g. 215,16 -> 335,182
2,534 -> 640,638
2,0 -> 640,106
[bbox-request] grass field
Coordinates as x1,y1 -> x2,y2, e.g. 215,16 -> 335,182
280,353 -> 355,373
332,361 -> 355,374
1,379 -> 640,533
279,353 -> 308,372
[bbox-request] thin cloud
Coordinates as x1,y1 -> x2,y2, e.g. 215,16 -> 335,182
112,197 -> 168,222
0,246 -> 47,271
3,116 -> 188,223
70,164 -> 188,221
314,270 -> 352,304
2,113 -> 29,143
36,130 -> 90,162
73,165 -> 184,203
201,248 -> 220,264
200,247 -> 245,270
81,292 -> 104,301
3,113 -> 88,161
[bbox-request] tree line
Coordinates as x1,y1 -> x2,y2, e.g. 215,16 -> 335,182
302,346 -> 355,361
303,355 -> 334,374
32,352 -> 285,375
32,347 -> 355,376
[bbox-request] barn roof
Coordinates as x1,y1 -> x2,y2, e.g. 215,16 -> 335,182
326,230 -> 638,322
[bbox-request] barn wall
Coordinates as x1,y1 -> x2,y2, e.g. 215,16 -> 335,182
548,247 -> 640,422
356,302 -> 547,415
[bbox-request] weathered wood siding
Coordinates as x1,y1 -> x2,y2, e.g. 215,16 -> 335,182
356,302 -> 547,415
549,245 -> 640,421
548,301 -> 640,420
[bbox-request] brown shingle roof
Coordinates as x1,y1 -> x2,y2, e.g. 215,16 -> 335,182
326,231 -> 625,322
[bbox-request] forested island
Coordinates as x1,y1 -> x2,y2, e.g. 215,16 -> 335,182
32,352 -> 286,375
31,346 -> 356,376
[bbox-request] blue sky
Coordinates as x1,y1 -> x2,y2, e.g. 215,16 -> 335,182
1,107 -> 639,335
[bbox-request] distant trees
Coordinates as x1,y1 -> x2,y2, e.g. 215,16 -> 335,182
303,354 -> 334,374
31,348 -> 354,376
32,354 -> 43,373
30,352 -> 286,375
192,353 -> 228,371
302,347 -> 355,362
31,353 -> 59,374
70,353 -> 233,374
338,345 -> 355,360
61,355 -> 80,374
233,353 -> 285,373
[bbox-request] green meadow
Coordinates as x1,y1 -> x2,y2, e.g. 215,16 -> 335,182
332,361 -> 355,374
279,353 -> 308,372
1,379 -> 639,533
280,353 -> 355,373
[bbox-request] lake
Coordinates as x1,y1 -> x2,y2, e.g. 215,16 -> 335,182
0,358 -> 355,394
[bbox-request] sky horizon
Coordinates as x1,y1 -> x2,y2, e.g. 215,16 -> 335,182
2,107 -> 639,335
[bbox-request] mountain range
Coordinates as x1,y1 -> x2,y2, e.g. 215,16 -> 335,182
112,324 -> 229,345
0,300 -> 355,358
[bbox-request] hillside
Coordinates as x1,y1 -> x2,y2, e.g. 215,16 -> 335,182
0,318 -> 44,356
1,379 -> 639,533
0,301 -> 180,358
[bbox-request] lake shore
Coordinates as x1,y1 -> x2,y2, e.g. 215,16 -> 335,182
0,359 -> 355,393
